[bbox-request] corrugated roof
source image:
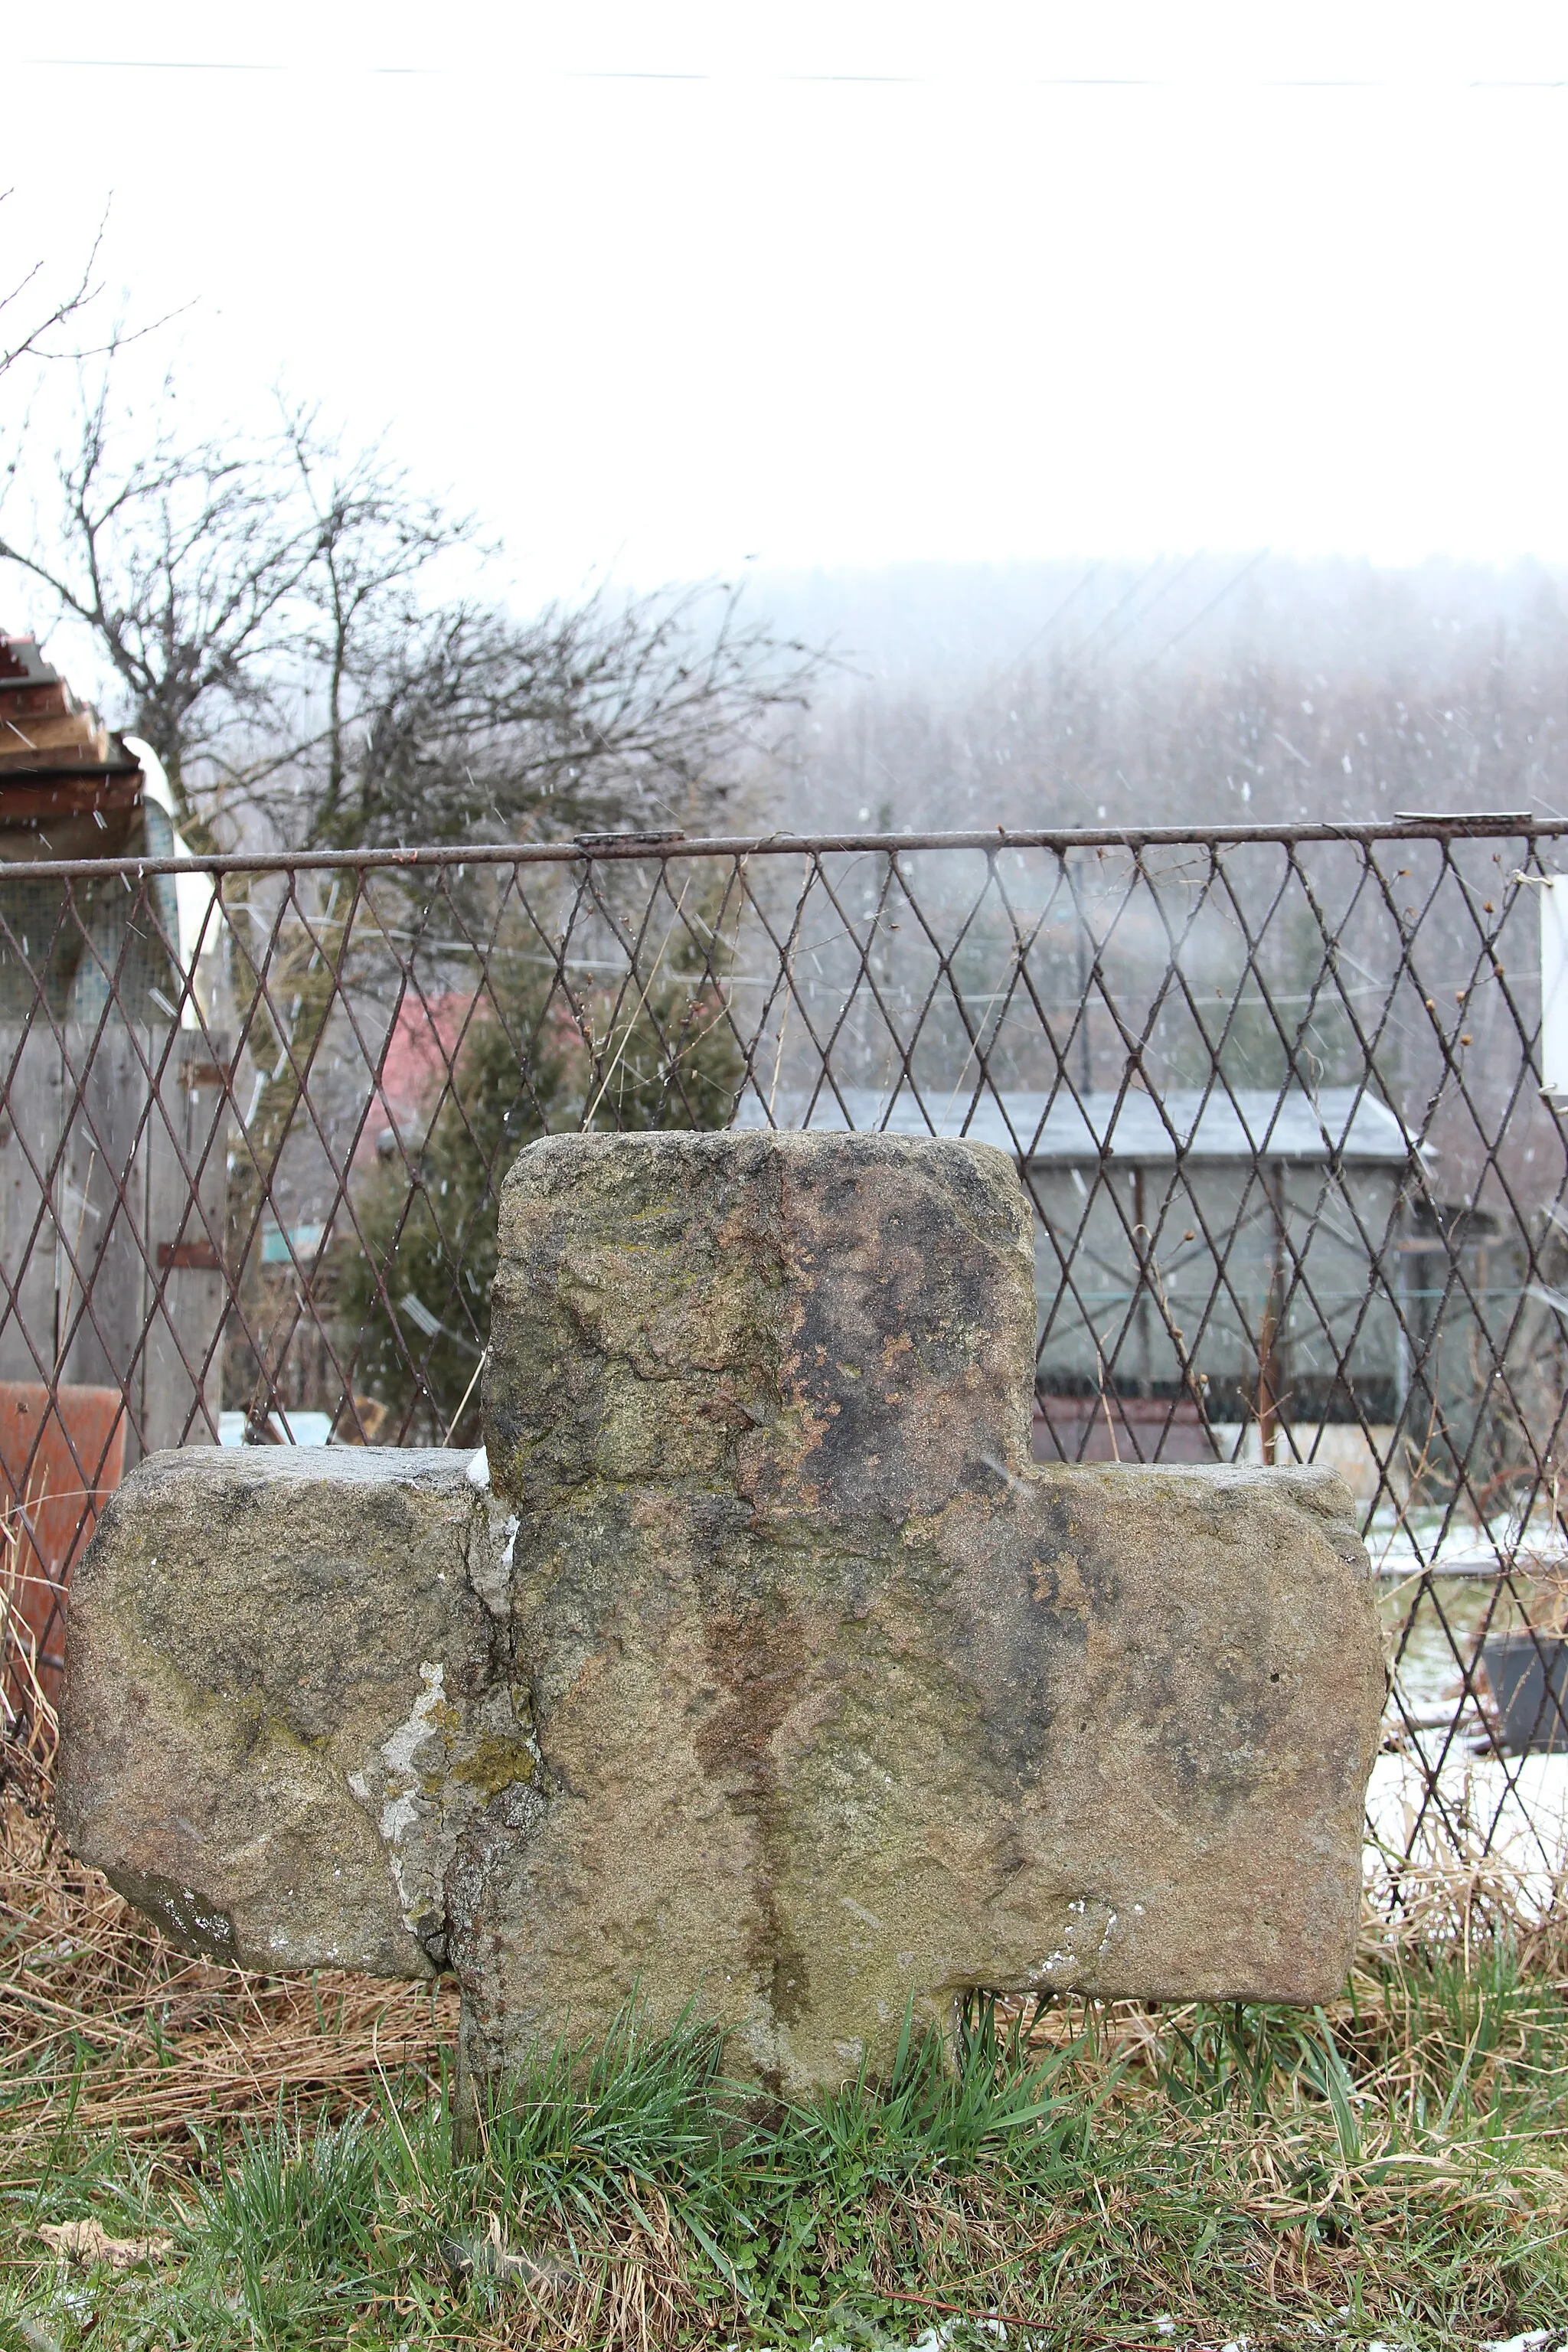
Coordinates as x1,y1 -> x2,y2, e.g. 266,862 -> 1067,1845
734,1084 -> 1416,1165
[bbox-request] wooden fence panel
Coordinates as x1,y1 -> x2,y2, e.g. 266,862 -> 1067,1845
0,1025 -> 230,1472
0,1027 -> 64,1390
59,1025 -> 151,1430
140,1037 -> 229,1452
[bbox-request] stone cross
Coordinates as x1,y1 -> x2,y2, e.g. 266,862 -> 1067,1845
60,1132 -> 1383,2103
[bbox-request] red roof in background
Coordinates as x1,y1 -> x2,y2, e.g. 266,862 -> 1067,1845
361,991 -> 476,1158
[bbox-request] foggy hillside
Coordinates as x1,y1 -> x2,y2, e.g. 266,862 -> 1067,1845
746,557 -> 1568,835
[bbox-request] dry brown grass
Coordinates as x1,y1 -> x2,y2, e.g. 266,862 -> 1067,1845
0,1710 -> 456,2167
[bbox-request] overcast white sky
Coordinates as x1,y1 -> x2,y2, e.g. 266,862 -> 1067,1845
8,2 -> 1568,605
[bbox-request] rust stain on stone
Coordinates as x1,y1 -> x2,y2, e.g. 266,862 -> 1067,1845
693,1592 -> 812,2035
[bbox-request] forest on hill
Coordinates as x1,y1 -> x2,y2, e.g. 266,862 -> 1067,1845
747,555 -> 1568,836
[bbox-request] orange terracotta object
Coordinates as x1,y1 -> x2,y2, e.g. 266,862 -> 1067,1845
0,1381 -> 126,1717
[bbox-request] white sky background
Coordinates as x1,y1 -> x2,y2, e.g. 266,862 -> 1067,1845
6,1 -> 1568,609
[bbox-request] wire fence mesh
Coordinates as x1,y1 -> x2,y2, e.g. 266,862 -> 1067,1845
2,819 -> 1566,1920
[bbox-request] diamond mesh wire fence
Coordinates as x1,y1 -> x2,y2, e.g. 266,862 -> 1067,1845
2,818 -> 1566,1920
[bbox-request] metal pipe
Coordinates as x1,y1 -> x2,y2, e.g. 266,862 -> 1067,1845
0,813 -> 1553,885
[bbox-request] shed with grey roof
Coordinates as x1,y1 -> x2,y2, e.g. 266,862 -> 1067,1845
737,1081 -> 1421,1461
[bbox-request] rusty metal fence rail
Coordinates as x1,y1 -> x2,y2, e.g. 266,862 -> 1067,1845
2,818 -> 1568,1918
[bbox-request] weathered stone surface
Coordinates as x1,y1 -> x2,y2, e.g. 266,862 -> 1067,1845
59,1448 -> 527,1976
61,1130 -> 1385,2103
467,1129 -> 1383,2094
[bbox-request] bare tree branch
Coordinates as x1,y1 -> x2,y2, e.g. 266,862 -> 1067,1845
0,194 -> 106,379
0,358 -> 333,829
0,332 -> 825,854
312,579 -> 821,851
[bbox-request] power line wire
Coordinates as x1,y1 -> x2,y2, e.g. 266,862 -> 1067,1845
1094,551 -> 1204,663
1064,554 -> 1171,664
1133,551 -> 1269,677
16,59 -> 1568,87
982,565 -> 1102,694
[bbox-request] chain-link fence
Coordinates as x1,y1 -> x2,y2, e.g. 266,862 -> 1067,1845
2,818 -> 1566,1917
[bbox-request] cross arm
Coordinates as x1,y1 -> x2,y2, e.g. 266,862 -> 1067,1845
58,1446 -> 527,1978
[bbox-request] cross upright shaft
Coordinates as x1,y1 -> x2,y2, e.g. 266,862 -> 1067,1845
60,1130 -> 1384,2101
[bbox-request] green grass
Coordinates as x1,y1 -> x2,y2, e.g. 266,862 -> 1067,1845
5,1954 -> 1568,2352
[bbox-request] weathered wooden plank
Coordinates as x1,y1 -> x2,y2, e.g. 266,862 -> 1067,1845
57,1024 -> 152,1461
139,1031 -> 230,1452
0,1024 -> 63,1391
0,1024 -> 233,1468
